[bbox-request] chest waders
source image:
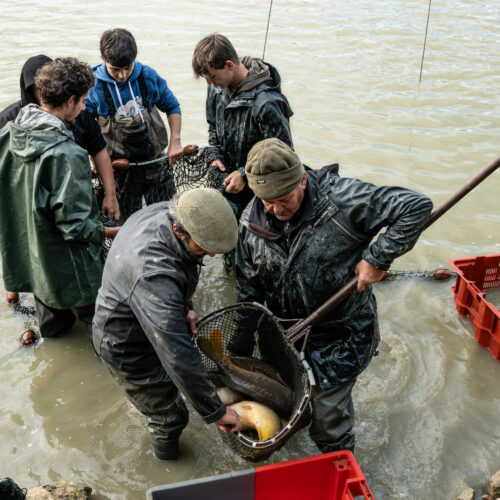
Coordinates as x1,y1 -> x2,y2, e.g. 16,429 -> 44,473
98,72 -> 172,221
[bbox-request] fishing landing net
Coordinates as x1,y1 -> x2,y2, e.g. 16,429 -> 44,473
93,145 -> 227,261
195,302 -> 315,462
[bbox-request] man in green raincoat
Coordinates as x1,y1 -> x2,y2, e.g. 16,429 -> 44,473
0,57 -> 119,338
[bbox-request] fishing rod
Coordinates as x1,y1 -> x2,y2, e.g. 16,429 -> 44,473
286,155 -> 500,343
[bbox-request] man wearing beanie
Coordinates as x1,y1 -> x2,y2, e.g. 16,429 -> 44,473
234,138 -> 433,454
92,189 -> 242,460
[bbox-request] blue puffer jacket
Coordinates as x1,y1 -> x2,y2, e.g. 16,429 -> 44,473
86,61 -> 181,117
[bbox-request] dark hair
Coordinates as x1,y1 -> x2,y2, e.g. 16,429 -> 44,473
192,33 -> 239,78
100,28 -> 137,67
35,57 -> 94,108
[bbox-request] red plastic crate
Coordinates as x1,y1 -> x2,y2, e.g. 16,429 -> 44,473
448,254 -> 500,361
255,451 -> 374,500
146,451 -> 374,499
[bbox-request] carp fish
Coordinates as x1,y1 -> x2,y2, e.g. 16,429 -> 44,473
229,401 -> 282,441
198,329 -> 293,417
216,386 -> 243,406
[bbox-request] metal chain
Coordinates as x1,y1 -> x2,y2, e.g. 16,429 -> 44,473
383,268 -> 455,281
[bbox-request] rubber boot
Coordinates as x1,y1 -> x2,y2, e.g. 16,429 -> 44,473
151,437 -> 179,461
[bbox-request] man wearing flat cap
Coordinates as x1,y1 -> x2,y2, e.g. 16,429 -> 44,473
92,188 -> 242,460
233,138 -> 432,453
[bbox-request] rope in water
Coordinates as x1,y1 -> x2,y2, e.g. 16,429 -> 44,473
5,269 -> 455,319
262,0 -> 274,60
419,0 -> 433,85
261,0 -> 433,87
384,268 -> 455,281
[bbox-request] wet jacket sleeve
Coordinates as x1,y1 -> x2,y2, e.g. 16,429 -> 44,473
235,226 -> 266,305
206,86 -> 224,161
146,67 -> 181,116
333,177 -> 433,270
130,272 -> 226,424
232,228 -> 267,355
255,100 -> 294,149
46,149 -> 105,244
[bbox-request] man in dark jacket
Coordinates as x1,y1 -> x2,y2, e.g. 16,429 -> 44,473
0,58 -> 119,338
192,33 -> 294,217
234,138 -> 433,453
92,188 -> 243,460
0,55 -> 120,220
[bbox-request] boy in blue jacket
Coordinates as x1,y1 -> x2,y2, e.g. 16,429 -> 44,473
86,28 -> 182,220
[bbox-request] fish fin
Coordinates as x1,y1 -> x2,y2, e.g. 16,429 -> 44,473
209,328 -> 223,356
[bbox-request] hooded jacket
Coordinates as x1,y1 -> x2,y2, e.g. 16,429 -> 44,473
92,202 -> 225,424
235,165 -> 433,388
206,58 -> 293,213
0,104 -> 105,308
85,61 -> 181,118
0,55 -> 106,156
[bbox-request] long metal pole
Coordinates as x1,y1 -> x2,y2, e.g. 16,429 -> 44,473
286,155 -> 500,343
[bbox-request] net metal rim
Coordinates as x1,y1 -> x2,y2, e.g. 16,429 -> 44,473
196,301 -> 315,456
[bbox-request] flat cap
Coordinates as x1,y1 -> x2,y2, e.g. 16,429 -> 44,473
177,188 -> 238,254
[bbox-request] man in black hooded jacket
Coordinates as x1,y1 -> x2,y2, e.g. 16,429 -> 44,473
192,34 -> 294,217
234,138 -> 433,454
0,55 -> 119,220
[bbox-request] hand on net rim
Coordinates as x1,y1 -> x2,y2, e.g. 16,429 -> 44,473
217,406 -> 243,433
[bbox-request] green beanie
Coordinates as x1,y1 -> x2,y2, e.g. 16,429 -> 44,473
176,188 -> 238,254
245,138 -> 304,199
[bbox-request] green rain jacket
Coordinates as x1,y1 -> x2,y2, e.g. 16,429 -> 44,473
0,104 -> 105,308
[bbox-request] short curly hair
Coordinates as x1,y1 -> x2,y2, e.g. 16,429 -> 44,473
35,57 -> 94,108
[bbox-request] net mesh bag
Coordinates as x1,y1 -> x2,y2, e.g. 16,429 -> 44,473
93,145 -> 227,261
195,302 -> 314,462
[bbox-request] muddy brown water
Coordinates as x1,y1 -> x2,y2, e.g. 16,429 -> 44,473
0,1 -> 499,498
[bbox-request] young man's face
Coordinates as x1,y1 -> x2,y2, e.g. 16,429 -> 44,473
261,174 -> 307,221
204,62 -> 234,89
64,91 -> 89,124
104,61 -> 135,83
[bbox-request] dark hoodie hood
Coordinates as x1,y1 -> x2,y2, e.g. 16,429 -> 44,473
9,104 -> 72,160
227,57 -> 282,99
20,55 -> 53,106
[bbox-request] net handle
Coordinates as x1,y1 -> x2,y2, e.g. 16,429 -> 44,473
285,155 -> 500,344
110,144 -> 199,169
